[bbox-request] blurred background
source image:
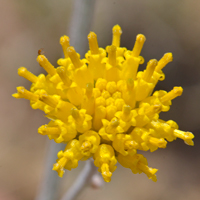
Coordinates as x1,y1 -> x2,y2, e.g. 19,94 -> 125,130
1,0 -> 200,199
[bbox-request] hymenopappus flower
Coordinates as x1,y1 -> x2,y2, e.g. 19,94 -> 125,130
13,25 -> 194,182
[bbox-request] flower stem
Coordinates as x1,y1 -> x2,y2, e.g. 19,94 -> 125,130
35,1 -> 96,200
68,0 -> 96,57
35,140 -> 66,200
60,1 -> 97,198
60,159 -> 97,200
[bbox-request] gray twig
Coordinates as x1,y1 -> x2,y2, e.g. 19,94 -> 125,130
60,159 -> 97,200
60,1 -> 97,198
68,0 -> 96,57
35,141 -> 66,200
35,0 -> 96,200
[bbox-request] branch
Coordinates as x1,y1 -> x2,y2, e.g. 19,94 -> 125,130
60,159 -> 97,200
68,0 -> 97,57
35,1 -> 96,199
35,141 -> 66,200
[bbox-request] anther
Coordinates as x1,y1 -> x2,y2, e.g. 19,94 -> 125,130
155,53 -> 173,72
71,107 -> 80,120
143,59 -> 158,82
86,83 -> 93,98
112,24 -> 122,47
81,141 -> 92,152
101,163 -> 112,182
173,130 -> 194,141
67,46 -> 82,68
18,67 -> 38,83
123,105 -> 131,116
126,78 -> 134,91
52,157 -> 67,174
13,86 -> 39,101
93,106 -> 106,131
149,137 -> 167,148
159,87 -> 183,104
106,45 -> 117,67
56,66 -> 72,86
37,55 -> 57,76
39,91 -> 58,108
38,125 -> 60,135
124,140 -> 138,150
88,32 -> 99,54
110,118 -> 119,127
145,104 -> 162,116
137,161 -> 158,181
60,35 -> 70,58
132,34 -> 146,57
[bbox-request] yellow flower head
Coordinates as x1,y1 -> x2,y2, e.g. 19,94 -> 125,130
13,25 -> 194,182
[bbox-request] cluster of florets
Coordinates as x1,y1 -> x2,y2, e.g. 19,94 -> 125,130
13,25 -> 194,182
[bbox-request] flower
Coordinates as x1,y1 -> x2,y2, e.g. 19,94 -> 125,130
13,25 -> 194,183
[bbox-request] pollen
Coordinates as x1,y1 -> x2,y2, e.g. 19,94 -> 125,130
13,25 -> 194,183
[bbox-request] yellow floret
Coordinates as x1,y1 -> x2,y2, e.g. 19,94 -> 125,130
60,35 -> 70,58
53,140 -> 83,177
38,119 -> 77,143
118,153 -> 158,182
93,144 -> 117,182
79,130 -> 100,157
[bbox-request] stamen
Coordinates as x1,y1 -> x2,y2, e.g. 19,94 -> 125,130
160,87 -> 183,104
173,130 -> 194,141
52,157 -> 67,177
88,32 -> 99,54
148,137 -> 167,148
132,34 -> 146,57
126,78 -> 134,91
67,47 -> 82,69
81,141 -> 92,152
93,106 -> 106,131
71,107 -> 80,120
18,67 -> 38,83
37,55 -> 57,76
122,105 -> 131,116
56,66 -> 71,86
101,163 -> 112,182
106,45 -> 117,67
38,125 -> 60,135
86,83 -> 93,98
110,118 -> 119,127
39,91 -> 58,108
12,86 -> 38,101
60,35 -> 70,58
124,140 -> 138,150
112,25 -> 122,47
143,59 -> 158,82
155,53 -> 173,72
145,104 -> 162,116
137,161 -> 158,181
